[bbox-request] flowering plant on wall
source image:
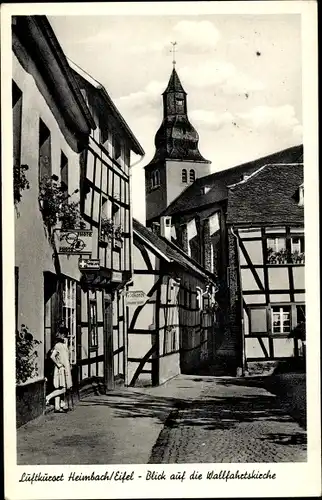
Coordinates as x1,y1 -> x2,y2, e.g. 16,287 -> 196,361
14,164 -> 30,206
38,175 -> 85,232
99,216 -> 123,246
16,325 -> 41,384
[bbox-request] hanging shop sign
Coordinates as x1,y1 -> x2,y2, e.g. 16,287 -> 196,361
78,258 -> 100,271
54,229 -> 93,255
126,290 -> 147,306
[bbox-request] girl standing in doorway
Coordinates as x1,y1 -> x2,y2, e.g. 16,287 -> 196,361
45,327 -> 73,412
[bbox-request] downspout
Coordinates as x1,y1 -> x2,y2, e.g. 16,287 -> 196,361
128,152 -> 145,276
124,152 -> 145,386
230,226 -> 246,376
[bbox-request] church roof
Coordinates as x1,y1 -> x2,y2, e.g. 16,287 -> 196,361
162,144 -> 303,217
133,219 -> 214,280
226,162 -> 304,225
163,68 -> 187,94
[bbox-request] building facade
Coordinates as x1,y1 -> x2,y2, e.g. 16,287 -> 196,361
70,62 -> 144,391
13,16 -> 95,425
226,162 -> 304,371
159,145 -> 304,374
128,218 -> 216,387
13,16 -> 144,426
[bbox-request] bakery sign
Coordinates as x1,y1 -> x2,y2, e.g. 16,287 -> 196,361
126,290 -> 147,306
54,229 -> 93,255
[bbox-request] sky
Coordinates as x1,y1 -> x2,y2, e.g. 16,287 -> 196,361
49,14 -> 302,222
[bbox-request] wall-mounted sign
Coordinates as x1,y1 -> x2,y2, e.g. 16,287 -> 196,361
78,258 -> 100,271
55,229 -> 93,255
126,290 -> 147,306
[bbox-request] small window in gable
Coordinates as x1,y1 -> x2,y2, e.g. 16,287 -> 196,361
189,169 -> 196,182
182,169 -> 187,183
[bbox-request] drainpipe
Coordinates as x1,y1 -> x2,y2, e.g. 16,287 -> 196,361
230,227 -> 246,376
123,152 -> 145,387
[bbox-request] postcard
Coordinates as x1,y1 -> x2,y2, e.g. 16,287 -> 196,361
1,1 -> 320,499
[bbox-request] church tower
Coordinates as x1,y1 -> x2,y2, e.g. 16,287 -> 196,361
145,65 -> 211,225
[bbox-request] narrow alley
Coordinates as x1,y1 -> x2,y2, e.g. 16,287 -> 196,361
17,375 -> 306,465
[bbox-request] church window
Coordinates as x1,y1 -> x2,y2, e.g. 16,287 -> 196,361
189,169 -> 196,182
182,169 -> 187,183
151,169 -> 160,189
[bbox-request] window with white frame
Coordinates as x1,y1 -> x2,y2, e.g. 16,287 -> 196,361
62,279 -> 77,364
271,306 -> 291,334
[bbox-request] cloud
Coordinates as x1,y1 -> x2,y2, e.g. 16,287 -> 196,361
130,20 -> 221,55
179,60 -> 264,95
237,105 -> 301,132
190,109 -> 235,130
190,104 -> 303,142
116,80 -> 166,112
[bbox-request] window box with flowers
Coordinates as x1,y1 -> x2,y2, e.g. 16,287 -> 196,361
99,216 -> 123,249
38,174 -> 85,235
267,247 -> 305,265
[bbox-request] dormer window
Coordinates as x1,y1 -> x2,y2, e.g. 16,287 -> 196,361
202,186 -> 211,195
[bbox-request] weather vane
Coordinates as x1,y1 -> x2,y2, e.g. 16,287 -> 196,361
170,41 -> 177,67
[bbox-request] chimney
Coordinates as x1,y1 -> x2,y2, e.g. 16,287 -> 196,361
160,216 -> 172,240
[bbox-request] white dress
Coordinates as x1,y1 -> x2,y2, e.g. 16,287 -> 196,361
52,342 -> 73,390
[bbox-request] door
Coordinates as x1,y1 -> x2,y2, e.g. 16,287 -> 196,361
103,295 -> 114,390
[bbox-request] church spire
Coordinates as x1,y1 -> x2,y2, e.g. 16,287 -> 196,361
151,65 -> 209,163
171,41 -> 177,68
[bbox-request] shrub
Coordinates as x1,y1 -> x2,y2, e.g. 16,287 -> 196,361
14,164 -> 30,205
16,325 -> 41,384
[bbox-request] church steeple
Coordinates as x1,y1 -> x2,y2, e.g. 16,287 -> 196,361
144,61 -> 211,225
152,67 -> 210,163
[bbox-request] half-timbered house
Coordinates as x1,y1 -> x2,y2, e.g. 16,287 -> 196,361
226,162 -> 304,371
159,145 -> 304,374
70,61 -> 144,390
128,218 -> 217,386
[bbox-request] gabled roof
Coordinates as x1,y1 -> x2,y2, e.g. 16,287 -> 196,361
227,163 -> 304,225
163,68 -> 187,95
163,144 -> 303,217
133,219 -> 214,281
69,60 -> 145,156
12,16 -> 96,144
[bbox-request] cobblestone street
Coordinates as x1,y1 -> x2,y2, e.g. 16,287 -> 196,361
148,376 -> 306,463
17,375 -> 306,465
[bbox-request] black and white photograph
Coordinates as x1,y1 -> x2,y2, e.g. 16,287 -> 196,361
2,1 -> 320,499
